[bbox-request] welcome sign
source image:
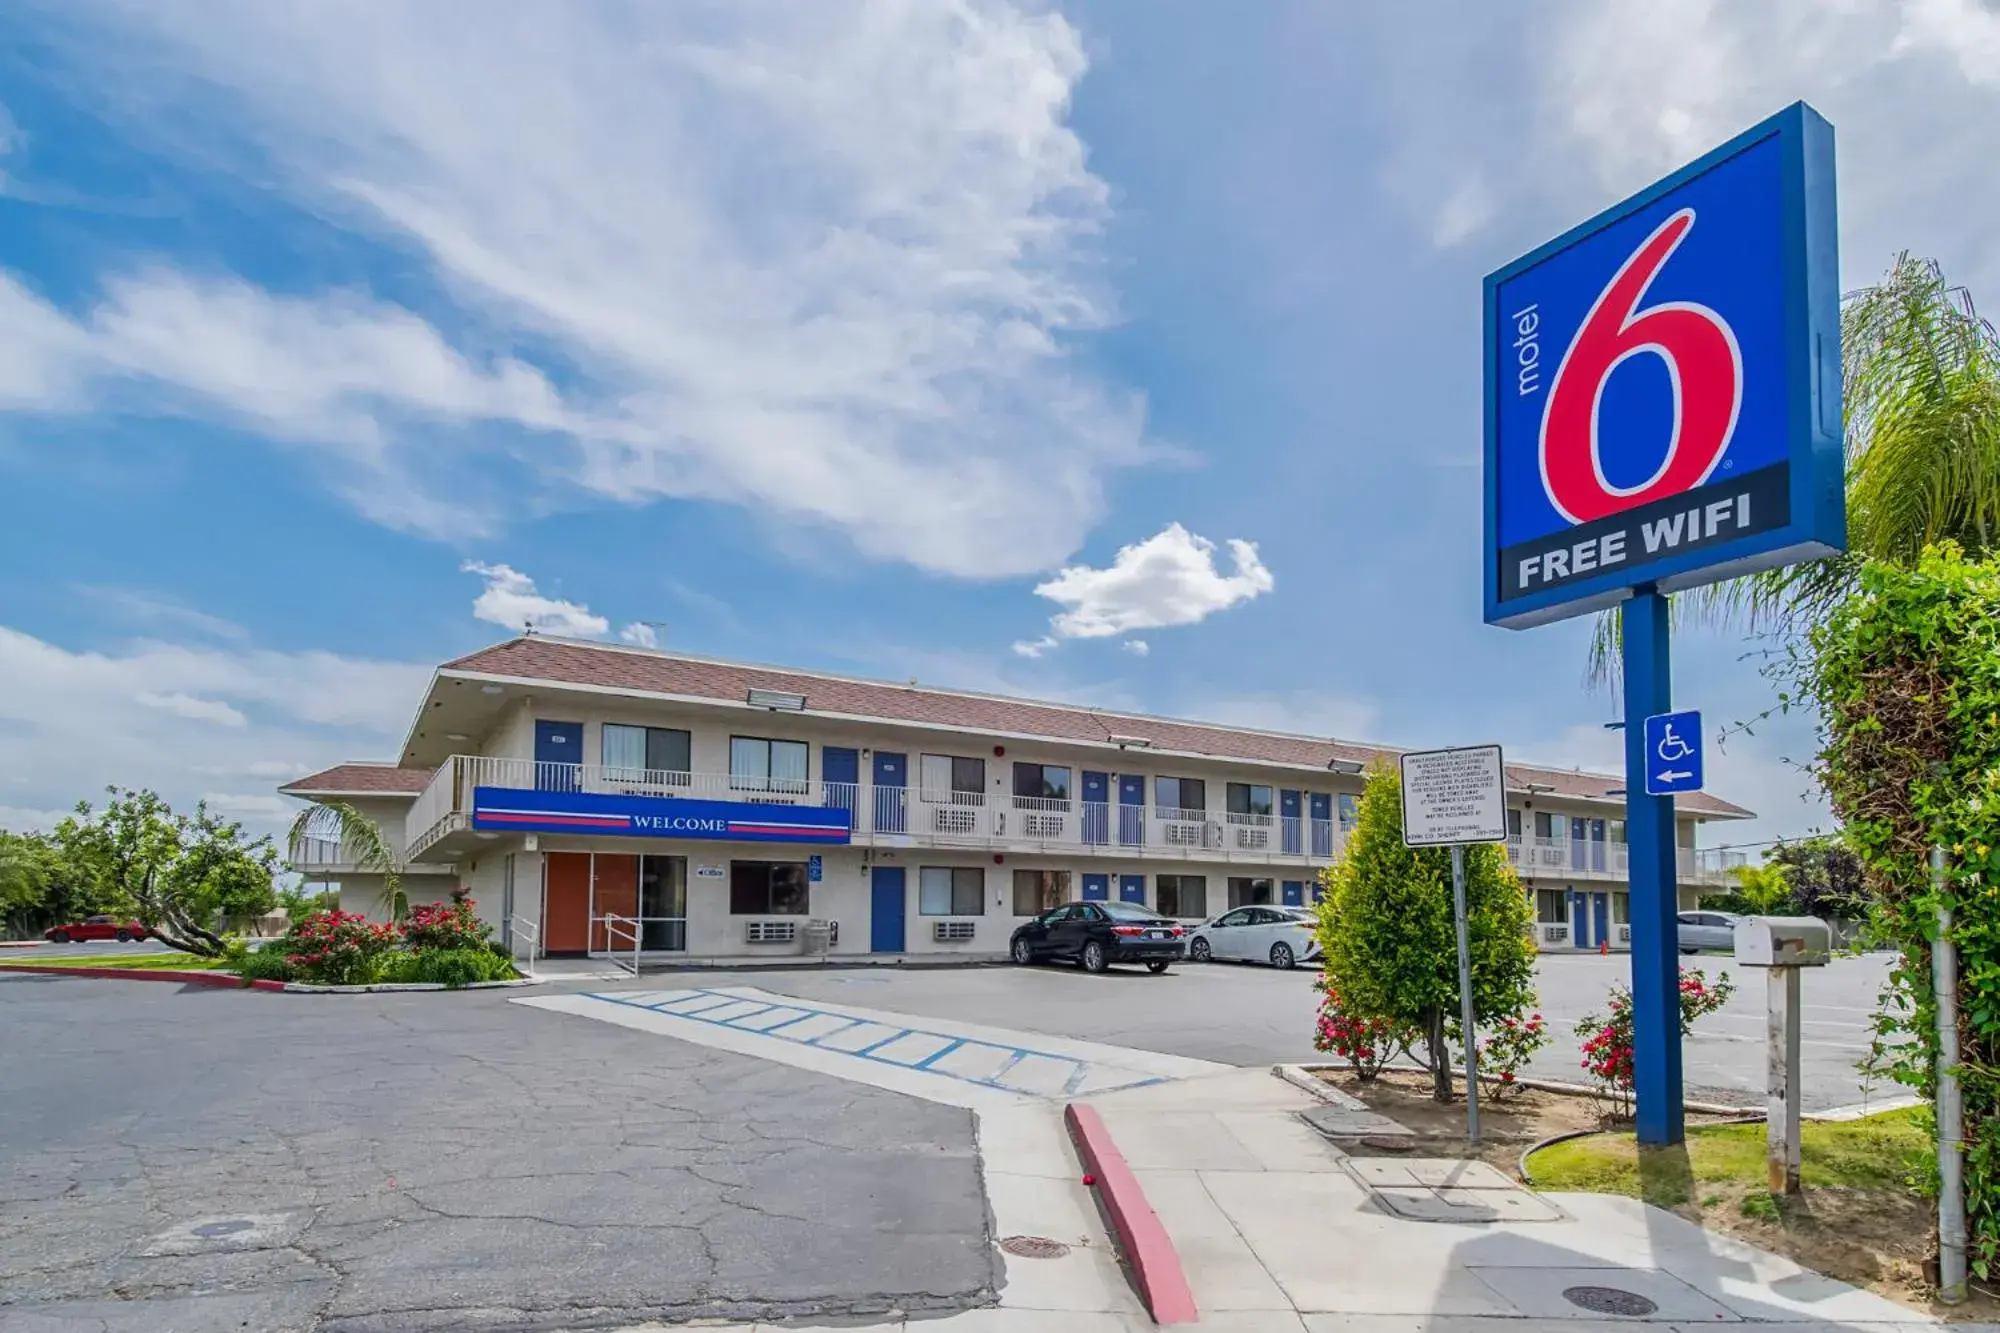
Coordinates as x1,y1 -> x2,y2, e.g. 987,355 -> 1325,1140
470,787 -> 851,844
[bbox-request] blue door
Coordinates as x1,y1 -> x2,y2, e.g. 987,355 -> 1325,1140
1590,819 -> 1607,871
1571,817 -> 1588,871
1119,874 -> 1146,904
1082,873 -> 1109,902
1280,789 -> 1302,854
873,752 -> 906,834
1118,775 -> 1145,845
870,867 -> 906,952
1281,880 -> 1304,907
1309,793 -> 1333,856
1082,771 -> 1110,845
823,747 -> 859,826
1592,892 -> 1610,948
534,720 -> 583,791
1569,890 -> 1589,947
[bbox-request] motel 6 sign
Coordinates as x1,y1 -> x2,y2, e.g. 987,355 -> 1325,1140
1483,102 -> 1847,628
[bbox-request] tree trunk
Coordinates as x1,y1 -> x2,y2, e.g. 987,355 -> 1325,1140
1428,1007 -> 1454,1102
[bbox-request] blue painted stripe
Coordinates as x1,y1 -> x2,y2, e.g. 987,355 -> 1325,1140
801,1017 -> 865,1044
914,1038 -> 967,1069
853,1029 -> 915,1056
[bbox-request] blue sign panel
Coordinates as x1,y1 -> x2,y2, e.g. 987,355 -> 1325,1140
1484,102 -> 1845,628
808,854 -> 823,882
470,787 -> 851,844
1642,711 -> 1704,796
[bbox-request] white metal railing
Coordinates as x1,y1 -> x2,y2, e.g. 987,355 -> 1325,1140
509,915 -> 540,978
288,834 -> 350,866
600,913 -> 641,977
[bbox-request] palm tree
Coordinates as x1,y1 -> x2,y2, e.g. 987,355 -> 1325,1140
1727,861 -> 1795,916
286,801 -> 408,922
1588,254 -> 2000,683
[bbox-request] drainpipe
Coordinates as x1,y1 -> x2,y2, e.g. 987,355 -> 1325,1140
1932,845 -> 1967,1305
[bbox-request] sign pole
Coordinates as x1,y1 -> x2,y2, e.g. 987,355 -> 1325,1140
1622,588 -> 1685,1145
1450,843 -> 1480,1144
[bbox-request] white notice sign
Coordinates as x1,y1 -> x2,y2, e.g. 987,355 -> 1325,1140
1399,745 -> 1507,847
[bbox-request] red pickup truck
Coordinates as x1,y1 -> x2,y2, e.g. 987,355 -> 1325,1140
43,916 -> 153,944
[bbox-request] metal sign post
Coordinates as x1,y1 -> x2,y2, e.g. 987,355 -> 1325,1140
1482,102 -> 1844,1146
1401,745 -> 1508,1145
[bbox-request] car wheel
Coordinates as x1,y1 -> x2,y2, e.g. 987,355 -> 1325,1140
1679,946 -> 1698,956
50,930 -> 70,944
1270,941 -> 1296,970
1081,940 -> 1109,974
1146,960 -> 1171,974
1190,938 -> 1212,963
1011,937 -> 1035,966
115,930 -> 131,943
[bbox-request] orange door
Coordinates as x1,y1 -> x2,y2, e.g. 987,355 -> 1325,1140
544,853 -> 592,954
590,855 -> 639,952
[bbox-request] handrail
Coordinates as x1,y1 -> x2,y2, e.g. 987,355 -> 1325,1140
509,915 -> 540,980
600,913 -> 641,977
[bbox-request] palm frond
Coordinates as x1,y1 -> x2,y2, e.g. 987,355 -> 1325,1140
287,800 -> 406,921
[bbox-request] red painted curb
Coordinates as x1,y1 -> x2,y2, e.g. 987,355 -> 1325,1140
1064,1102 -> 1199,1325
0,964 -> 253,989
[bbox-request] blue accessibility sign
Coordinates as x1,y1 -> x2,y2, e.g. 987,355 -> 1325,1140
1642,710 -> 1704,796
808,854 -> 823,882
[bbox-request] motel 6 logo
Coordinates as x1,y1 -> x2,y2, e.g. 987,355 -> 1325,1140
1538,209 -> 1743,526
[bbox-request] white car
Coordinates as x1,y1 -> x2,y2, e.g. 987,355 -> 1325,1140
1186,905 -> 1321,970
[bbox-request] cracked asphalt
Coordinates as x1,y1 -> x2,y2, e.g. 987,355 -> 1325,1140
0,973 -> 996,1332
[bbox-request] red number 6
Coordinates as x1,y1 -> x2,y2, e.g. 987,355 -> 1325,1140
1539,208 -> 1742,525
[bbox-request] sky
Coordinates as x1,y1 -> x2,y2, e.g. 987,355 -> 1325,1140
2,0 -> 1997,852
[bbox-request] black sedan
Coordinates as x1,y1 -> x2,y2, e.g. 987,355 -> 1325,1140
1009,901 -> 1186,974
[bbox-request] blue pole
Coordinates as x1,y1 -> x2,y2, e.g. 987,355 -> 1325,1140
1622,588 -> 1684,1145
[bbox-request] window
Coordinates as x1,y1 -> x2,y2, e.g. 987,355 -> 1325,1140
1156,874 -> 1208,918
603,723 -> 692,781
728,861 -> 809,915
1534,811 -> 1562,839
1228,876 -> 1275,907
920,866 -> 984,915
1337,794 -> 1360,830
1227,783 -> 1275,818
1506,808 -> 1523,839
1612,894 -> 1630,924
1156,776 -> 1206,814
1609,820 -> 1627,844
1012,763 -> 1072,805
920,754 -> 986,803
1215,908 -> 1254,928
730,736 -> 808,794
1536,890 -> 1568,924
1013,869 -> 1070,915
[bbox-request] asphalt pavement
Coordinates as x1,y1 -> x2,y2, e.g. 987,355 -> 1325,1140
0,971 -> 995,1333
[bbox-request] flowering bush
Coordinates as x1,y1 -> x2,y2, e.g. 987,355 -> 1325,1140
285,909 -> 399,985
1577,967 -> 1735,1115
1475,1011 -> 1548,1100
1312,977 -> 1415,1080
401,897 -> 492,953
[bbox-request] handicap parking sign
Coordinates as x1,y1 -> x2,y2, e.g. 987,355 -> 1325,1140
1642,710 -> 1704,796
808,855 -> 823,882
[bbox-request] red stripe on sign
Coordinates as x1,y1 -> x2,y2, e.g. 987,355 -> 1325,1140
477,812 -> 629,829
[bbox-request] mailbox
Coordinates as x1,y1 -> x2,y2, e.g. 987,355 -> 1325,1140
1732,916 -> 1831,968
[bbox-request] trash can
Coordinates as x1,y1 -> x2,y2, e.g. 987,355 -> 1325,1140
802,918 -> 834,961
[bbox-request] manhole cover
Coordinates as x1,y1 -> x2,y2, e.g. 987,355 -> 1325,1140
999,1235 -> 1071,1259
1357,1136 -> 1418,1153
1563,1285 -> 1660,1317
192,1220 -> 257,1238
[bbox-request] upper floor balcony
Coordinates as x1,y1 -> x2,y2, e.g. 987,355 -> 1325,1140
286,834 -> 456,876
1504,836 -> 1739,886
404,754 -> 1353,867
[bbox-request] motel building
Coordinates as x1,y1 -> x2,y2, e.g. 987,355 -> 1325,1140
280,636 -> 1755,964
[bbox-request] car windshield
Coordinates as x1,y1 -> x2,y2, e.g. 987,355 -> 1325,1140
1099,902 -> 1163,922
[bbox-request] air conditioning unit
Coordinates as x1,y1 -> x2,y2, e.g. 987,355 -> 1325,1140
1542,925 -> 1569,945
1025,814 -> 1065,839
932,808 -> 976,835
932,920 -> 977,942
745,920 -> 798,944
1164,822 -> 1202,846
1235,826 -> 1269,850
1617,925 -> 1632,944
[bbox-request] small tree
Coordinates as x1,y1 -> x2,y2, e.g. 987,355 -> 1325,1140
1766,835 -> 1868,920
1316,765 -> 1539,1102
287,800 -> 408,921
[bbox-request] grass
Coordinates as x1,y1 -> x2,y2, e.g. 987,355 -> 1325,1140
0,952 -> 233,971
1526,1107 -> 1930,1206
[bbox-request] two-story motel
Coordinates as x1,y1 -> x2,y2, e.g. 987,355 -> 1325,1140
280,635 -> 1754,963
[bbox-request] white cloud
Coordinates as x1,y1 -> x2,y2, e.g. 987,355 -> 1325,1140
1430,176 -> 1494,248
619,622 -> 660,649
463,561 -> 609,639
1121,639 -> 1150,657
0,624 -> 428,841
75,585 -> 249,641
136,691 -> 247,728
1198,692 -> 1381,744
1011,635 -> 1058,659
1028,522 -> 1274,643
4,2 -> 1146,576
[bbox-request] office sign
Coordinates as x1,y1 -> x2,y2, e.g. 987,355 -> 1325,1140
1484,102 -> 1845,628
1643,710 -> 1705,796
471,788 -> 851,844
1400,745 -> 1508,847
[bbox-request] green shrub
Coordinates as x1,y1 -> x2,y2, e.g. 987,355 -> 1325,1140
369,951 -> 425,985
229,944 -> 297,983
406,947 -> 517,987
285,909 -> 400,985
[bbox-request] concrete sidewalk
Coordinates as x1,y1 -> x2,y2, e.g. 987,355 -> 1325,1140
1076,1068 -> 1969,1331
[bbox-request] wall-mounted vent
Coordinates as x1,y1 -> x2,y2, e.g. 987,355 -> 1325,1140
933,920 -> 977,943
747,687 -> 807,711
745,920 -> 798,944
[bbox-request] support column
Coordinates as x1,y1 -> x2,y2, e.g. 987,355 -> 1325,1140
1622,589 -> 1685,1145
1767,966 -> 1802,1193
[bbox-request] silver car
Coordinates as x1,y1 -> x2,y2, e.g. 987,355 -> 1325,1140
1185,905 -> 1322,970
1677,910 -> 1739,954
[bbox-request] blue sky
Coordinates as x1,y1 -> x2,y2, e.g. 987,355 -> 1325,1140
2,1 -> 1997,847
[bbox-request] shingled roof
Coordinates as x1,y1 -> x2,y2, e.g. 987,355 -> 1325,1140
280,763 -> 434,798
437,637 -> 1754,820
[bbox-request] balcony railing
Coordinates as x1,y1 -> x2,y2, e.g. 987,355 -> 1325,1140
1503,837 -> 1735,885
285,833 -> 453,875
